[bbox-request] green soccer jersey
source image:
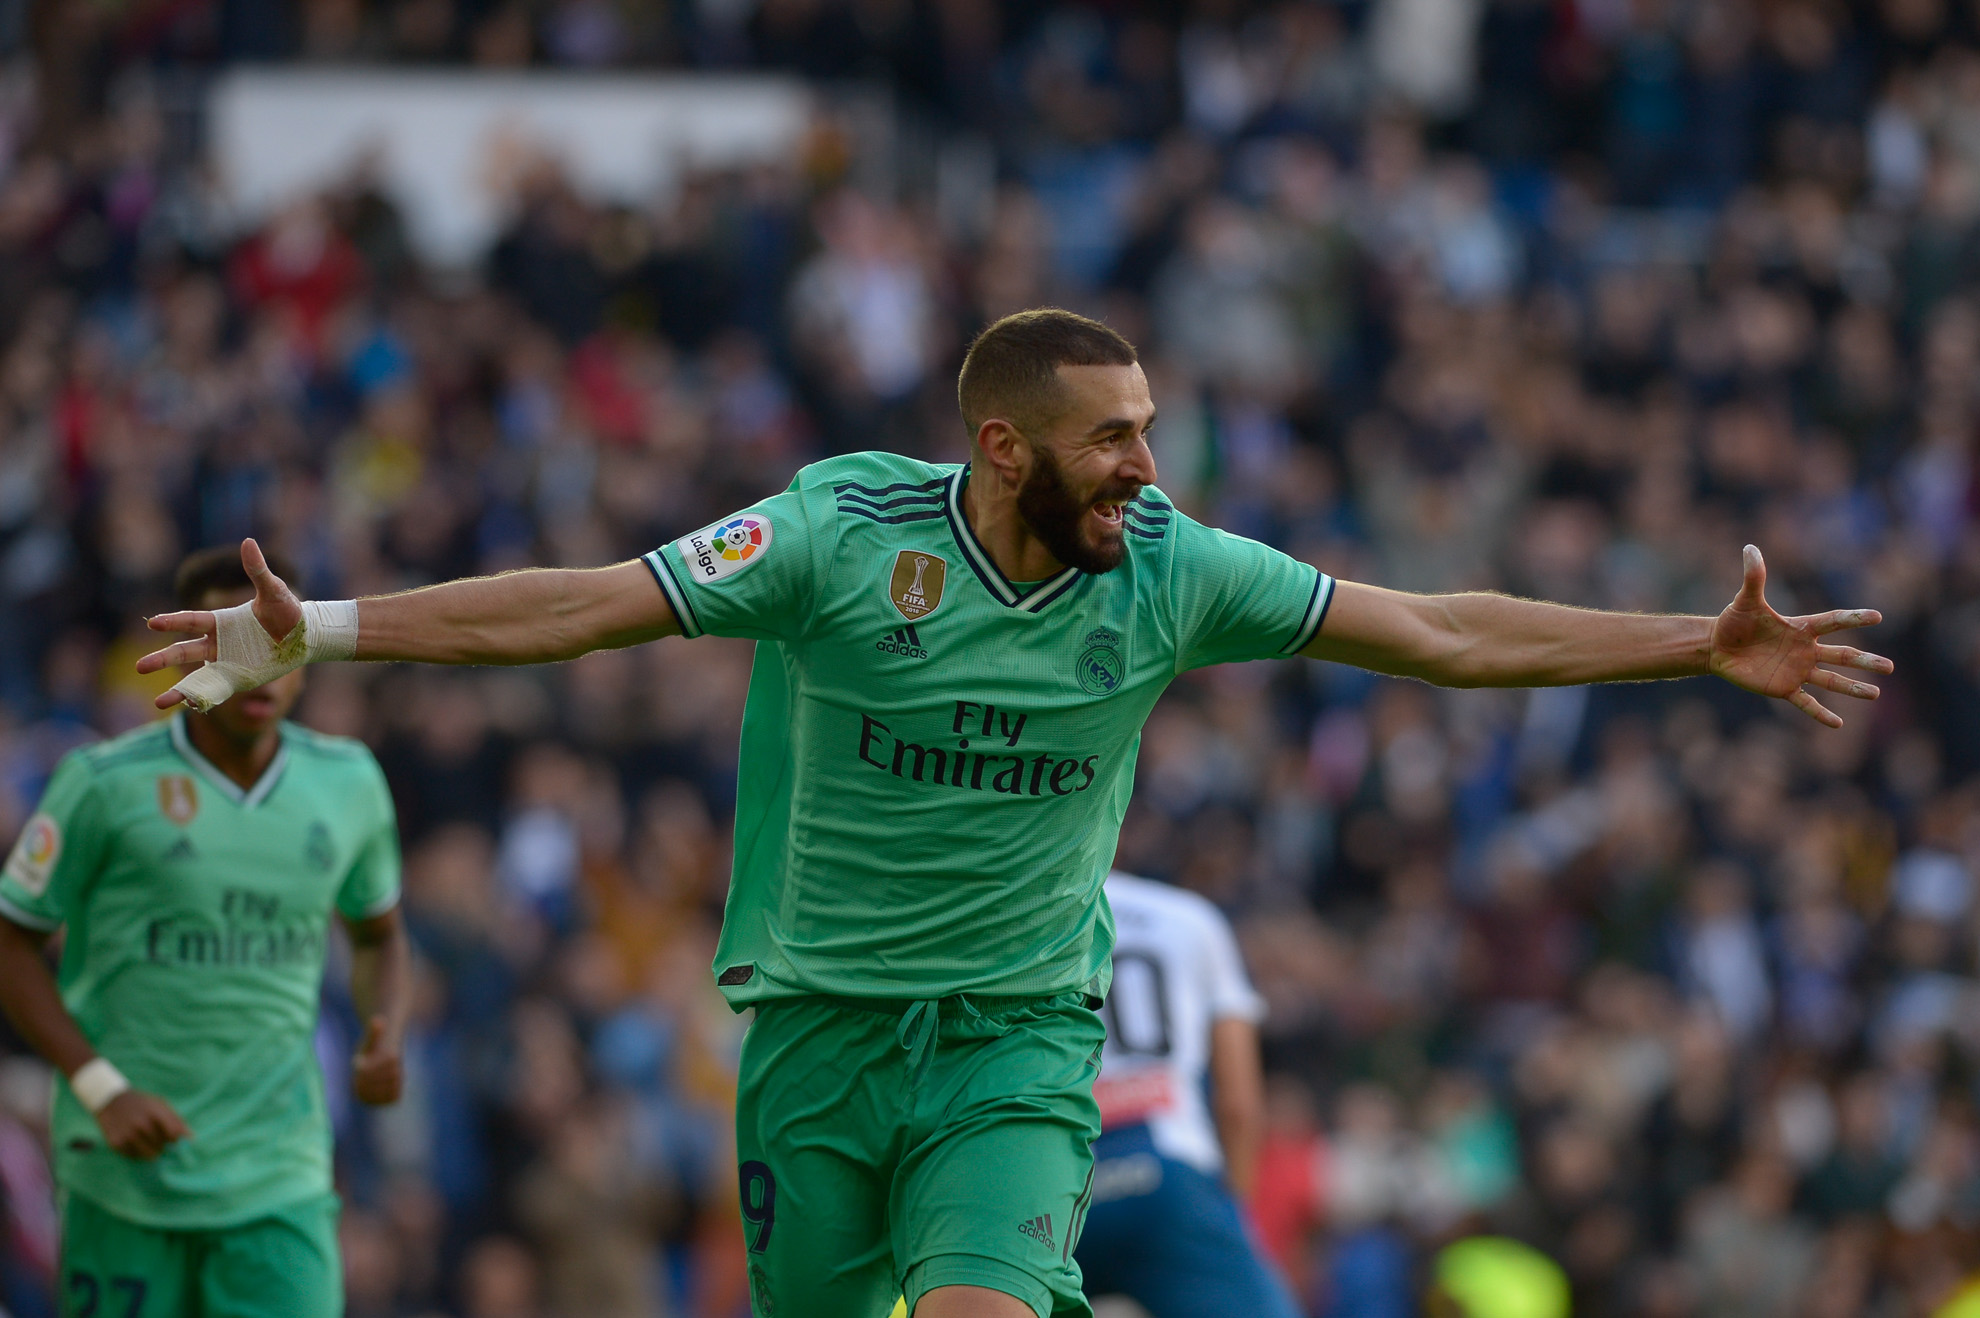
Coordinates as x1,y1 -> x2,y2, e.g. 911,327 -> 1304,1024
644,453 -> 1334,1007
0,715 -> 400,1229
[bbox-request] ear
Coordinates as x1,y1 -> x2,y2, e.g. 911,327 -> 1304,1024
975,418 -> 1030,486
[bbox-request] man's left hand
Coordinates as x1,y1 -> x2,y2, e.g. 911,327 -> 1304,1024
1710,545 -> 1893,728
351,1015 -> 403,1106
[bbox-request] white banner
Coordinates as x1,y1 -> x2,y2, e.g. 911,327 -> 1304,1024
207,70 -> 813,265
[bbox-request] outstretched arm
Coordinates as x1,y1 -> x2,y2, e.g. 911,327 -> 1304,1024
345,560 -> 679,664
1305,546 -> 1892,727
137,540 -> 679,709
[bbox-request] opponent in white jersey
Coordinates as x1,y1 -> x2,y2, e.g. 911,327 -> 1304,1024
1094,872 -> 1267,1175
1079,872 -> 1300,1318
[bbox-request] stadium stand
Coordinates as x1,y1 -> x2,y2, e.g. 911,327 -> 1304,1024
0,0 -> 1978,1314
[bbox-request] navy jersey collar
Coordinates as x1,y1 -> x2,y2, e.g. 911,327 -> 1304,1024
942,468 -> 1084,614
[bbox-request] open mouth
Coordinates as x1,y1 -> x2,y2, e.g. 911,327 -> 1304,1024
1092,501 -> 1125,528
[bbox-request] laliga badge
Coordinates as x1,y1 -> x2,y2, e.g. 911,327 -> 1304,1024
677,513 -> 773,583
3,813 -> 60,896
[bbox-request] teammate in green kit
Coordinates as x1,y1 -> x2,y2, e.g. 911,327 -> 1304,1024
135,309 -> 1892,1318
0,547 -> 409,1318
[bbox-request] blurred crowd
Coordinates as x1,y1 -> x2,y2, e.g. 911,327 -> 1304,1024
0,0 -> 1979,1315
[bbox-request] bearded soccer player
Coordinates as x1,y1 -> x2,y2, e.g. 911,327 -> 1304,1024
1,547 -> 409,1318
135,310 -> 1890,1318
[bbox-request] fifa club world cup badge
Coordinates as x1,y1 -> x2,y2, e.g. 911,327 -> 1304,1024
1077,628 -> 1125,695
157,774 -> 199,826
889,550 -> 947,621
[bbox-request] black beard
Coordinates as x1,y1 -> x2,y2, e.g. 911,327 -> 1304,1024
1016,446 -> 1137,575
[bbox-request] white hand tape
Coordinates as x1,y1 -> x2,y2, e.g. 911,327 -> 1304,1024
302,600 -> 360,663
167,600 -> 358,712
71,1057 -> 130,1114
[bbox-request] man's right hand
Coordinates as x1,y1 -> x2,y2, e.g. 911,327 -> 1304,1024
137,538 -> 303,708
94,1090 -> 191,1160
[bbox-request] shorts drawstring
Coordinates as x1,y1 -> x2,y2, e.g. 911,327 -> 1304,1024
897,998 -> 939,1090
896,995 -> 983,1092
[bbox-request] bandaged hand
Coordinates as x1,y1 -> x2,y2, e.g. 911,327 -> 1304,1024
169,599 -> 359,712
139,538 -> 361,711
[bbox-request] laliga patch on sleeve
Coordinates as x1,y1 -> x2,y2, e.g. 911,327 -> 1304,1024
677,512 -> 773,583
4,813 -> 60,897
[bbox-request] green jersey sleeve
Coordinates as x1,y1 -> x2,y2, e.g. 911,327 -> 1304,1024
335,763 -> 402,921
1170,512 -> 1336,671
640,483 -> 837,642
0,753 -> 109,931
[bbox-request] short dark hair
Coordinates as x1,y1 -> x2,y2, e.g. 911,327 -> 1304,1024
957,308 -> 1138,436
174,545 -> 298,610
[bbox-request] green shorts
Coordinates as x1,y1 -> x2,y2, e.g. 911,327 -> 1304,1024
59,1189 -> 341,1318
735,991 -> 1105,1318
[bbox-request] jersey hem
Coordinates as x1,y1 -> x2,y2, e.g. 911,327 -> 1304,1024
642,549 -> 704,638
347,889 -> 402,921
1279,572 -> 1336,655
58,1179 -> 337,1234
0,893 -> 56,930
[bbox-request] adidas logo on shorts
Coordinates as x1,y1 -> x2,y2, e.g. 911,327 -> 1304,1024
875,625 -> 928,660
1017,1213 -> 1054,1249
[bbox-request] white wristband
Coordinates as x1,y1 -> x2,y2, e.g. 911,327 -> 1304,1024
71,1058 -> 130,1114
302,600 -> 359,663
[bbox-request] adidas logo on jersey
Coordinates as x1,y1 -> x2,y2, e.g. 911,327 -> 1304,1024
1017,1213 -> 1054,1248
875,625 -> 928,660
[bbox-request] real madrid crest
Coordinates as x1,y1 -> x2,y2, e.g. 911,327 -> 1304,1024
305,821 -> 334,872
1077,628 -> 1125,695
157,774 -> 199,826
889,550 -> 947,621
